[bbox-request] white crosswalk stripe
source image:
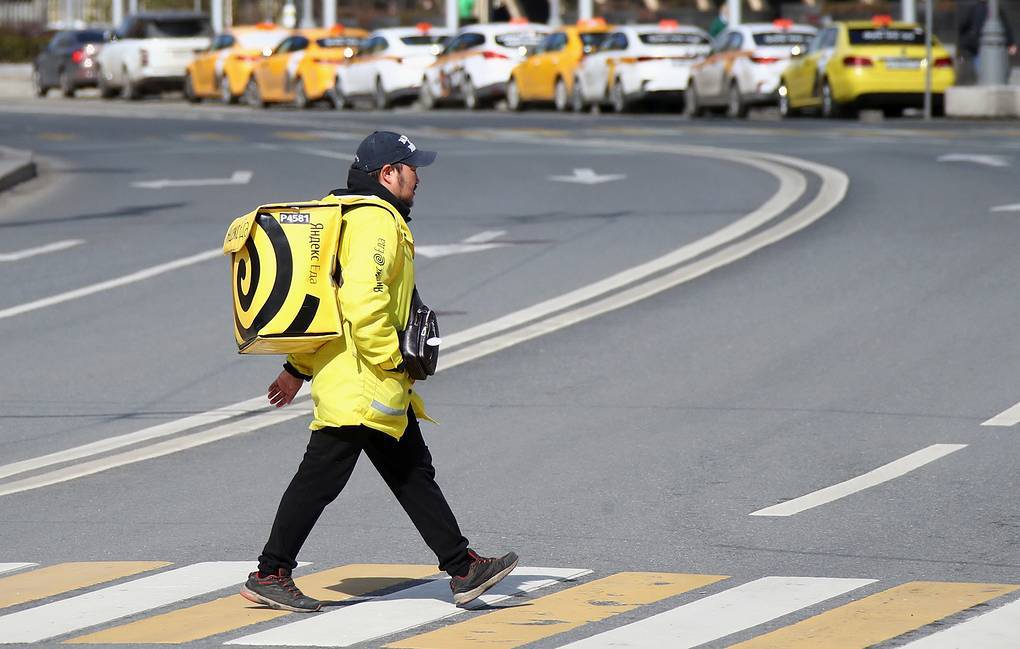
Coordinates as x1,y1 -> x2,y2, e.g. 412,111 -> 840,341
0,561 -> 254,644
226,566 -> 591,647
0,563 -> 36,576
898,598 -> 1020,648
557,576 -> 876,649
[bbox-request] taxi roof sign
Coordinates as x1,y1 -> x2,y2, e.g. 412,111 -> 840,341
577,17 -> 607,28
772,18 -> 793,29
416,22 -> 432,32
329,23 -> 346,34
658,19 -> 679,29
255,21 -> 277,30
509,17 -> 530,24
871,14 -> 894,25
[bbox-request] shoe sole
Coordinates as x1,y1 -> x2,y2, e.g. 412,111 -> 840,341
452,556 -> 520,606
240,584 -> 322,612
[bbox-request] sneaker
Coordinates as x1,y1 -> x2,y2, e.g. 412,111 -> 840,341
240,569 -> 322,612
450,550 -> 520,606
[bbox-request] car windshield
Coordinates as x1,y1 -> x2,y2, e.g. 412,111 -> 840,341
400,35 -> 447,45
639,32 -> 709,45
495,31 -> 548,48
144,18 -> 213,38
848,27 -> 924,45
752,31 -> 814,46
236,31 -> 287,49
317,36 -> 362,48
75,30 -> 106,43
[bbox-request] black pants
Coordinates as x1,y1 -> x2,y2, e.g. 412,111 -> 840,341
258,410 -> 471,577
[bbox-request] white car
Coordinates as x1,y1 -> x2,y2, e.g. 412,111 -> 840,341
687,20 -> 817,117
97,11 -> 213,100
573,21 -> 711,113
335,24 -> 450,109
420,21 -> 550,109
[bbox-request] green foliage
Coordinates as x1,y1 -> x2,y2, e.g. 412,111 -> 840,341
0,27 -> 53,63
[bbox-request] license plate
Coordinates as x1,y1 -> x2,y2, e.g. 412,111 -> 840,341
884,58 -> 921,69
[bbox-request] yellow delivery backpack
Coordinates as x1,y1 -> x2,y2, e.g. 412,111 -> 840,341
222,199 -> 348,355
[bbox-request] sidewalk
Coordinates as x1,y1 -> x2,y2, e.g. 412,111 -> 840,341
0,63 -> 32,98
0,145 -> 37,193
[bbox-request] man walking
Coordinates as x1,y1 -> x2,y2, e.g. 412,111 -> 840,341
241,131 -> 519,613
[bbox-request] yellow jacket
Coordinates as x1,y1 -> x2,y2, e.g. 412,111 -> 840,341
285,186 -> 427,439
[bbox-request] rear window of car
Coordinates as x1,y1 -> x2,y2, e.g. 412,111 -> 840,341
752,31 -> 814,45
848,27 -> 924,45
495,31 -> 548,48
317,36 -> 362,48
144,18 -> 212,38
580,32 -> 611,49
400,35 -> 447,46
75,30 -> 106,43
639,32 -> 709,45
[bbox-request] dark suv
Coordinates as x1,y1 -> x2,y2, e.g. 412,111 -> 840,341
33,29 -> 108,97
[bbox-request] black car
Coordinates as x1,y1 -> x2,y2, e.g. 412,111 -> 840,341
33,29 -> 108,98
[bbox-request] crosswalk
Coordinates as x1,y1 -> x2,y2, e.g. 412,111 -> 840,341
0,561 -> 1017,647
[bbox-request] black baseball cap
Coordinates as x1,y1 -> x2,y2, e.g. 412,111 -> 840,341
352,131 -> 437,172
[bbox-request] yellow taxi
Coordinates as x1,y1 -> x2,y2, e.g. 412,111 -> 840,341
246,24 -> 368,109
507,18 -> 613,111
778,16 -> 955,118
185,23 -> 290,104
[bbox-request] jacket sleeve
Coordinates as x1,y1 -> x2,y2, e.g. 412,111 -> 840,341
338,206 -> 404,370
284,354 -> 314,380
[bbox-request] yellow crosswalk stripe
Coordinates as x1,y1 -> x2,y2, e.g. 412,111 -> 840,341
0,562 -> 169,611
183,132 -> 241,142
66,564 -> 438,644
728,580 -> 1020,649
386,572 -> 729,649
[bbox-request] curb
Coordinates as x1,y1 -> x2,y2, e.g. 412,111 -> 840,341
0,146 -> 37,193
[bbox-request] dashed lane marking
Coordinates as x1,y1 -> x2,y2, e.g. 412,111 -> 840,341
0,239 -> 84,262
729,581 -> 1020,648
981,399 -> 1020,426
67,564 -> 437,644
387,572 -> 728,649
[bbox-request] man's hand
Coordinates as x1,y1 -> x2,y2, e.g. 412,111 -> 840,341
268,370 -> 302,408
1010,44 -> 1018,57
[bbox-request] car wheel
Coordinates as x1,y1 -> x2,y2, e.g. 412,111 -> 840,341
726,82 -> 747,118
373,78 -> 390,110
610,78 -> 628,113
505,77 -> 523,111
121,68 -> 141,100
777,81 -> 795,118
293,78 -> 309,109
417,79 -> 435,110
59,69 -> 77,98
882,106 -> 904,118
684,83 -> 703,117
220,75 -> 238,104
554,78 -> 569,112
571,77 -> 586,113
32,67 -> 48,97
820,79 -> 842,118
330,77 -> 350,110
184,72 -> 200,103
462,77 -> 479,110
245,78 -> 266,109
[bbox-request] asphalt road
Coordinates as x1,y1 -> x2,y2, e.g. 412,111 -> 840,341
1,97 -> 1020,649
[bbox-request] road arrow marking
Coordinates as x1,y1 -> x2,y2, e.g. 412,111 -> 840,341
548,168 -> 627,184
0,239 -> 84,262
416,230 -> 510,259
132,170 -> 253,189
990,203 -> 1020,212
937,154 -> 1010,168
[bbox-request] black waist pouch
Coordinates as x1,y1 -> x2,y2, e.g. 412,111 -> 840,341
399,288 -> 440,381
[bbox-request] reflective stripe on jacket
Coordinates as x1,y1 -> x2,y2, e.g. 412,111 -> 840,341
286,192 -> 428,439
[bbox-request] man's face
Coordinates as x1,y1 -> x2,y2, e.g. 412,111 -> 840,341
380,163 -> 419,207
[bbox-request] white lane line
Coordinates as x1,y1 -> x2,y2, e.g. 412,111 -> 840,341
462,229 -> 506,244
0,389 -> 310,481
0,404 -> 308,497
750,444 -> 967,517
0,561 -> 254,644
558,576 -> 875,649
981,400 -> 1020,426
0,562 -> 37,576
131,170 -> 252,189
0,248 -> 221,321
293,147 -> 353,161
441,155 -> 806,350
0,239 -> 84,262
226,566 -> 590,647
898,597 -> 1020,648
990,203 -> 1020,212
937,154 -> 1010,168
